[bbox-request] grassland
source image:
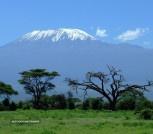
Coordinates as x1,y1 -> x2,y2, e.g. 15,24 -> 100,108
0,110 -> 153,134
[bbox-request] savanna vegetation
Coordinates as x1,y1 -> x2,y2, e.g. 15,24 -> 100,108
1,66 -> 153,134
1,110 -> 153,134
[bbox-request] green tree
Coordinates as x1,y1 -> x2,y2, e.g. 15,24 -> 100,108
117,90 -> 144,110
0,81 -> 18,98
18,69 -> 59,108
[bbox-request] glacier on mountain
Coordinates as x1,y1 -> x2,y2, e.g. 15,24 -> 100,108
21,28 -> 96,42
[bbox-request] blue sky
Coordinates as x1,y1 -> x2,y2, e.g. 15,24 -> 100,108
0,0 -> 153,48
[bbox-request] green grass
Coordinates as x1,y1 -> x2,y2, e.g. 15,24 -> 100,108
0,109 -> 153,134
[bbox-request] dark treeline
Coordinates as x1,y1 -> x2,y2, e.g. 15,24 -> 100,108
1,91 -> 153,111
1,66 -> 153,119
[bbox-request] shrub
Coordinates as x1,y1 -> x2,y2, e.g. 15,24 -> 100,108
0,103 -> 5,111
81,98 -> 103,110
22,103 -> 31,110
40,94 -> 67,109
117,98 -> 135,110
67,98 -> 75,109
138,109 -> 153,120
0,99 -> 18,111
91,98 -> 103,110
2,98 -> 10,110
22,101 -> 32,110
82,99 -> 90,110
2,98 -> 10,106
17,101 -> 23,109
39,95 -> 51,109
103,102 -> 110,110
9,101 -> 17,111
117,90 -> 147,110
51,94 -> 67,109
135,99 -> 153,111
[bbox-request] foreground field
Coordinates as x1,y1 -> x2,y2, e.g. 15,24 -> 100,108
0,110 -> 153,134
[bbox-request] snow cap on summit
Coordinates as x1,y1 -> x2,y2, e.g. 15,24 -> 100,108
21,28 -> 96,42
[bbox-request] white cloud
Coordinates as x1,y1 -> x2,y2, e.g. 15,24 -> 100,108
117,28 -> 149,41
96,28 -> 108,38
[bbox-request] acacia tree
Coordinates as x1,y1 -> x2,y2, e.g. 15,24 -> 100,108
67,66 -> 153,110
0,81 -> 18,98
18,69 -> 59,108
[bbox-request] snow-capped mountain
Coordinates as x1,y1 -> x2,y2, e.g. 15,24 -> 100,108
20,28 -> 96,42
0,28 -> 153,100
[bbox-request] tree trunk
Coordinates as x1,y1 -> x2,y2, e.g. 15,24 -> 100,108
33,94 -> 39,108
109,100 -> 117,111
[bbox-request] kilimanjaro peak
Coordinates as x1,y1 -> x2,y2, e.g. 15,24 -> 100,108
20,28 -> 96,42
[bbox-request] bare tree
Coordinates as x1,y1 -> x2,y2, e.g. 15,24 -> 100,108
67,66 -> 153,110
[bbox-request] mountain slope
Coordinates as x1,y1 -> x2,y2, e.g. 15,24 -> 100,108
0,28 -> 153,100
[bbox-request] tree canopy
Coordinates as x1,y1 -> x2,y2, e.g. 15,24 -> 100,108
18,69 -> 59,108
0,81 -> 18,98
